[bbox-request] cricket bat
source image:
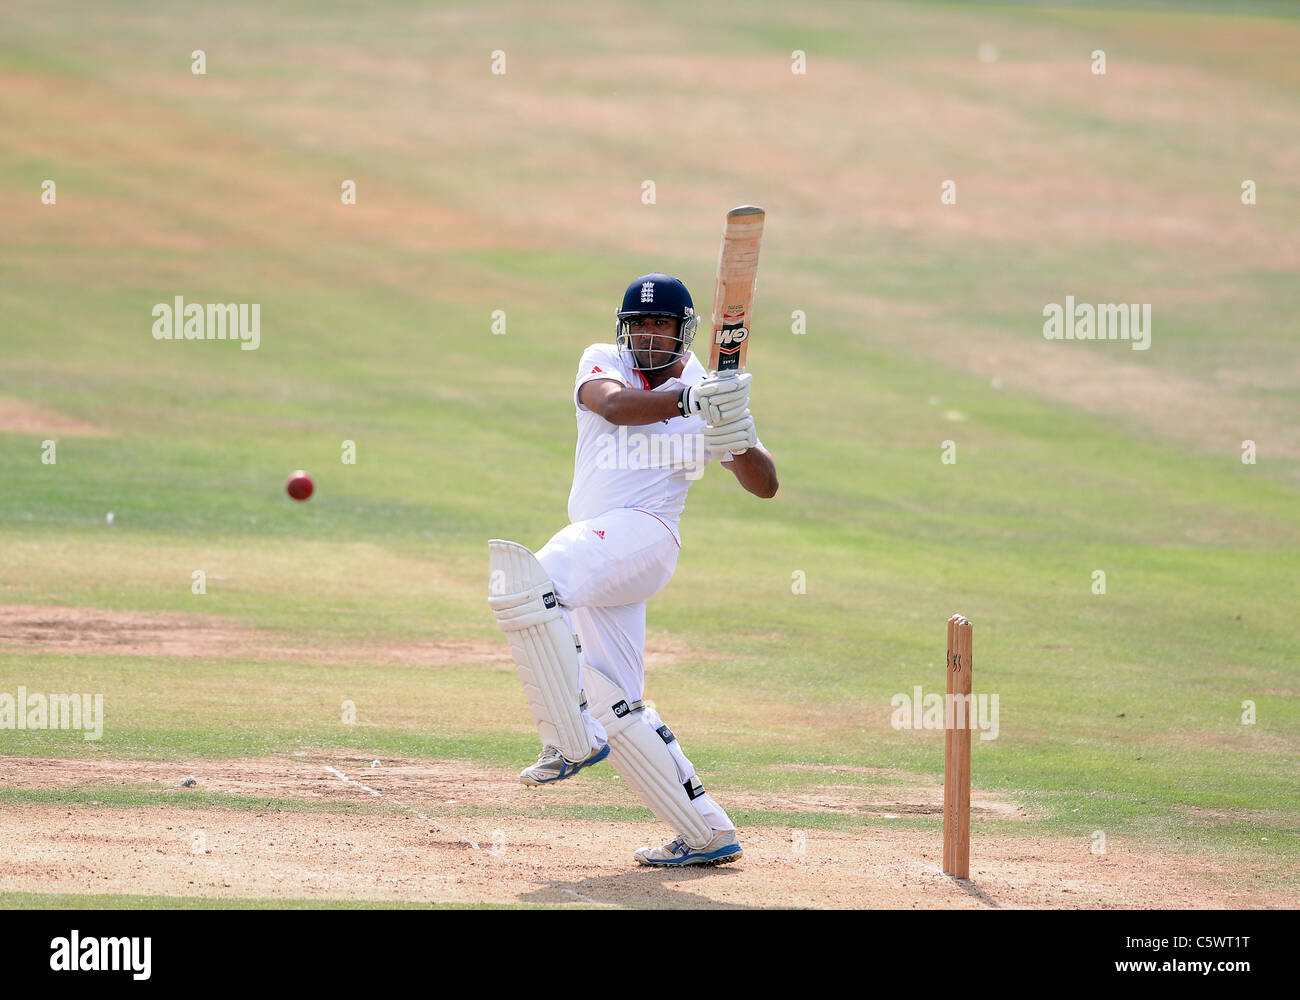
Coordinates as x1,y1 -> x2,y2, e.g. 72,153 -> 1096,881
707,205 -> 764,454
707,205 -> 765,377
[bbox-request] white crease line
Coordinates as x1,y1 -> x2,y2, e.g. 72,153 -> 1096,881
324,765 -> 603,906
325,765 -> 480,848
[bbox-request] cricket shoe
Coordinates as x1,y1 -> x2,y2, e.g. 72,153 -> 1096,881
518,744 -> 610,786
634,829 -> 742,867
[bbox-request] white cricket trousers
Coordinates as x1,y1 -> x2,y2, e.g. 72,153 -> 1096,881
535,506 -> 733,833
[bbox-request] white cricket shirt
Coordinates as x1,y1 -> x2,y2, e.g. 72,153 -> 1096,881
567,342 -> 735,534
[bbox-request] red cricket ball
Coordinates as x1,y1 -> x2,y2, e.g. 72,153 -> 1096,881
286,470 -> 314,501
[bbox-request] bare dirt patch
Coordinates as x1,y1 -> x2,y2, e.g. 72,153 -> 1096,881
0,753 -> 1285,908
731,784 -> 1029,822
0,604 -> 695,672
931,334 -> 1300,462
1,66 -> 524,296
0,399 -> 103,437
0,604 -> 508,668
773,763 -> 899,776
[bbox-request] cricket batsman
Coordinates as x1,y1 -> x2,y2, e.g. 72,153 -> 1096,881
487,272 -> 778,866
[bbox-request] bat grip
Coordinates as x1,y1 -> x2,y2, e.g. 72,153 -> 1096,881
706,368 -> 747,452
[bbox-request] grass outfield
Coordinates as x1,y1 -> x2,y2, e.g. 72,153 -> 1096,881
1,0 -> 1297,904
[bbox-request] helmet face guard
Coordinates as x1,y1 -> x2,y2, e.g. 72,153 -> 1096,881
616,313 -> 698,372
615,274 -> 699,373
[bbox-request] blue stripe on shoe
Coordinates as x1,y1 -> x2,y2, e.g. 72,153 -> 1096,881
642,842 -> 742,865
535,744 -> 609,783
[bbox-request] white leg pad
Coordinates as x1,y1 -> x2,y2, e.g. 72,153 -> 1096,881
488,539 -> 589,761
584,668 -> 713,849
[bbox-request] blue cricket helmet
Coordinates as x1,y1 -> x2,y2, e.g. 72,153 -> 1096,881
614,273 -> 699,372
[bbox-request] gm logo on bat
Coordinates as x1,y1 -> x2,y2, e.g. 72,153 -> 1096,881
715,323 -> 748,346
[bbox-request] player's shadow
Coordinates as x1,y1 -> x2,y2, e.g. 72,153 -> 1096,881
519,866 -> 759,909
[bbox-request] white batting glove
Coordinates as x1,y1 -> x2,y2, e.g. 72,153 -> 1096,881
703,411 -> 757,457
678,373 -> 752,426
